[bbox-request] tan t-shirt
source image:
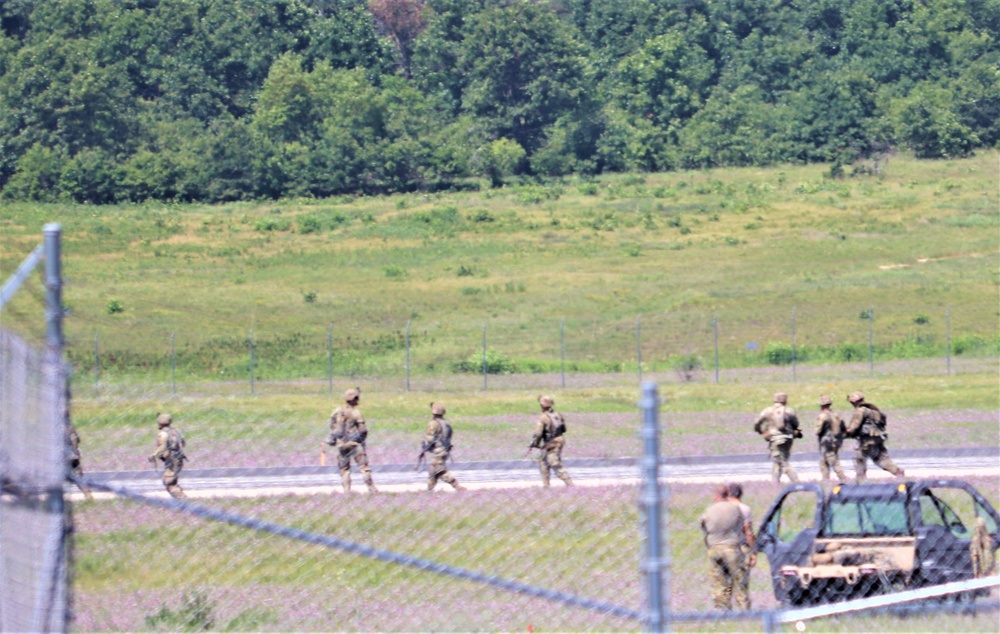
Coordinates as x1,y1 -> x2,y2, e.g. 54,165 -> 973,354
700,501 -> 744,548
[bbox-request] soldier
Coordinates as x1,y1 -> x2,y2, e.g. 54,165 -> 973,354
700,484 -> 746,611
727,483 -> 755,610
845,391 -> 904,483
527,395 -> 573,487
753,392 -> 802,484
971,517 -> 996,579
325,387 -> 379,494
815,395 -> 849,483
418,402 -> 466,492
66,415 -> 94,500
148,413 -> 187,498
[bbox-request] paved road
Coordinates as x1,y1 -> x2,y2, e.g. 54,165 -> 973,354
73,447 -> 999,500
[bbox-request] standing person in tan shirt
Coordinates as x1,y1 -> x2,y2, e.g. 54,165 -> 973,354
700,485 -> 746,610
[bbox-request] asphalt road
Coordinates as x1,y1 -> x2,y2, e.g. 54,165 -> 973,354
72,447 -> 999,500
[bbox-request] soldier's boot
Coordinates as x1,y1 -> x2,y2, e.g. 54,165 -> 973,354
540,469 -> 551,488
341,471 -> 352,493
168,485 -> 186,499
365,477 -> 379,494
452,482 -> 467,491
558,470 -> 573,486
81,485 -> 94,500
834,466 -> 849,482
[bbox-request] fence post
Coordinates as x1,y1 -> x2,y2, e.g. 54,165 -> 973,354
636,315 -> 643,384
945,305 -> 951,376
482,321 -> 487,390
170,332 -> 176,396
327,324 -> 333,394
560,317 -> 566,389
791,307 -> 797,382
868,307 -> 874,378
405,319 -> 411,392
639,382 -> 666,633
713,313 -> 720,384
249,327 -> 255,395
93,331 -> 99,396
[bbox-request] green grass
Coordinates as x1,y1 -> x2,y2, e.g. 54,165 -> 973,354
1,153 -> 997,382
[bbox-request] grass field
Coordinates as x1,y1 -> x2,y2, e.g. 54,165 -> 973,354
1,153 -> 997,382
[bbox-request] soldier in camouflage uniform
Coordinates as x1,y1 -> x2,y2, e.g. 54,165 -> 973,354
148,413 -> 187,498
971,517 -> 996,579
700,484 -> 747,611
753,392 -> 801,484
66,414 -> 93,500
419,402 -> 466,492
325,387 -> 379,494
815,395 -> 849,483
529,395 -> 573,487
845,391 -> 904,483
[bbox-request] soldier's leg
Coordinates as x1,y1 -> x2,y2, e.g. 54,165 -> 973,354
338,452 -> 353,493
872,445 -> 904,477
428,454 -> 445,491
71,460 -> 93,500
732,546 -> 751,610
818,455 -> 831,481
708,546 -> 734,610
354,449 -> 379,493
438,469 -> 466,491
778,445 -> 799,483
549,447 -> 573,486
538,456 -> 551,487
854,445 -> 868,484
832,454 -> 849,482
163,468 -> 186,498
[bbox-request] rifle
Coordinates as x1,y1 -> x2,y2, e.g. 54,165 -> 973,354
415,442 -> 430,471
523,444 -> 538,458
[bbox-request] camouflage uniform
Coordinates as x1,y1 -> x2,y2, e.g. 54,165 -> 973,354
149,413 -> 187,498
727,483 -> 755,610
814,395 -> 849,483
530,396 -> 573,487
971,517 -> 996,579
753,393 -> 801,484
67,420 -> 93,500
844,392 -> 903,483
421,403 -> 465,492
326,388 -> 378,494
700,486 -> 747,611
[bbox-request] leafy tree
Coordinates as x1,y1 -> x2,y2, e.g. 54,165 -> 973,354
456,1 -> 590,156
472,138 -> 526,187
889,82 -> 978,158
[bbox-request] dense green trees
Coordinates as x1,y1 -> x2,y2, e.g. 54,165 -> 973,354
0,0 -> 996,203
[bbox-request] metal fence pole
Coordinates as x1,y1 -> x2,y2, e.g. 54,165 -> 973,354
560,317 -> 566,389
405,319 -> 411,392
713,313 -> 720,384
93,331 -> 99,396
482,322 -> 487,390
636,315 -> 643,384
868,307 -> 874,377
170,332 -> 176,396
249,327 -> 255,395
327,324 -> 333,394
791,307 -> 797,382
639,382 -> 666,633
945,305 -> 951,376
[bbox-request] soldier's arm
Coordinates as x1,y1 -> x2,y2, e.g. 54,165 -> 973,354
753,408 -> 769,434
354,410 -> 369,442
423,420 -> 439,448
530,417 -> 546,447
150,430 -> 167,460
815,413 -> 828,437
845,408 -> 863,436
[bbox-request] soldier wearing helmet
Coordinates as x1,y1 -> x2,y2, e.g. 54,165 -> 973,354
148,413 -> 187,498
814,395 -> 848,483
844,391 -> 904,483
66,406 -> 93,500
752,392 -> 801,484
419,402 -> 466,492
528,395 -> 573,487
325,387 -> 378,494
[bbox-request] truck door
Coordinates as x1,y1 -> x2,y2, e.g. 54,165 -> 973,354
755,484 -> 824,599
911,480 -> 1000,587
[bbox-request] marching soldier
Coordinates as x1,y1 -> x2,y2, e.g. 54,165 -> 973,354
845,391 -> 904,483
148,413 -> 187,498
753,392 -> 801,484
67,414 -> 94,500
417,402 -> 465,491
528,395 -> 573,487
325,387 -> 379,494
815,395 -> 849,483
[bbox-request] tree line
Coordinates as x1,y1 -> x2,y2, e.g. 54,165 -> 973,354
1,0 -> 997,204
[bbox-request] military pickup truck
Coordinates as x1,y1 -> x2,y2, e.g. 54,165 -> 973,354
755,480 -> 999,606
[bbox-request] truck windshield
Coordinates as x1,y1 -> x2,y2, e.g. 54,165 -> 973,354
824,498 -> 909,536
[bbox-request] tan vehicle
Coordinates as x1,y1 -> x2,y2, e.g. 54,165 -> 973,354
755,480 -> 1000,605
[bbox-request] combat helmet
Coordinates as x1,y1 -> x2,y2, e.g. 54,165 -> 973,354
847,391 -> 865,405
818,395 -> 833,407
773,392 -> 788,404
431,402 -> 446,417
538,395 -> 554,408
344,387 -> 361,403
156,413 -> 173,427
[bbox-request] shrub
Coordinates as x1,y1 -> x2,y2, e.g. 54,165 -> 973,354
254,217 -> 291,232
952,334 -> 986,355
671,354 -> 702,382
105,299 -> 125,315
764,341 -> 795,365
384,265 -> 407,279
298,216 -> 321,234
837,342 -> 866,362
451,348 -> 518,374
